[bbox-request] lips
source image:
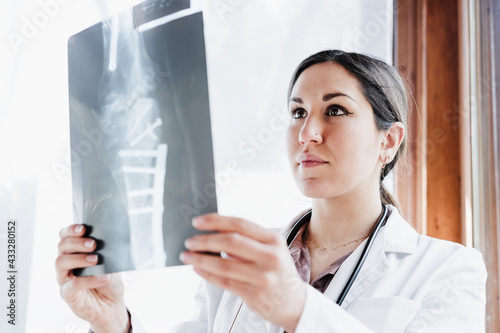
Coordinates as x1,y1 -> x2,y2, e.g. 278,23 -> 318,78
298,153 -> 329,167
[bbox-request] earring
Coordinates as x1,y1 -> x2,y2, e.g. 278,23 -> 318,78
382,156 -> 390,170
381,157 -> 387,179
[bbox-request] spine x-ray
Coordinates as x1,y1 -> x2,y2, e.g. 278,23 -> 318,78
68,0 -> 217,276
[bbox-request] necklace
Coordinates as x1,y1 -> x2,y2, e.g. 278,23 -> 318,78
305,232 -> 370,251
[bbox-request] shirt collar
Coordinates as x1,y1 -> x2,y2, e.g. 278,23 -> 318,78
287,217 -> 352,290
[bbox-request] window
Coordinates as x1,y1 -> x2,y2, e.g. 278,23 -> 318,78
470,0 -> 500,331
0,1 -> 394,331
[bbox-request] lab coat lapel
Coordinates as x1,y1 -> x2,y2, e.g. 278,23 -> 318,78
323,206 -> 418,309
321,235 -> 383,307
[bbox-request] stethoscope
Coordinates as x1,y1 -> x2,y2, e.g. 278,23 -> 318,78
285,203 -> 389,306
227,204 -> 389,332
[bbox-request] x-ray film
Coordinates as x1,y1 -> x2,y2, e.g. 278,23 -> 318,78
68,0 -> 217,276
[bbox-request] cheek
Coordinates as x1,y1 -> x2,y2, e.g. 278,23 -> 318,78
327,121 -> 380,166
358,120 -> 383,154
351,125 -> 382,168
286,125 -> 300,156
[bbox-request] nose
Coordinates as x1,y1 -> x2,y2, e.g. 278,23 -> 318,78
298,116 -> 323,145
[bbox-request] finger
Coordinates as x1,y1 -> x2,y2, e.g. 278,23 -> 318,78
181,251 -> 260,286
59,224 -> 86,240
58,237 -> 96,255
186,232 -> 277,265
60,274 -> 112,302
192,267 -> 256,302
193,214 -> 280,244
55,253 -> 99,285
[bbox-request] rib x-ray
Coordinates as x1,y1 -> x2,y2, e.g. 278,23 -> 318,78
68,0 -> 217,276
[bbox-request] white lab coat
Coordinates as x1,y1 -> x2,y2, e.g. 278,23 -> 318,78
130,205 -> 487,332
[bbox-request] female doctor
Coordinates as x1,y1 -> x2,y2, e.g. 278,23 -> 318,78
56,50 -> 487,332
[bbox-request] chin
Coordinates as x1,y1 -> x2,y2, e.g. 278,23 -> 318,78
298,179 -> 337,199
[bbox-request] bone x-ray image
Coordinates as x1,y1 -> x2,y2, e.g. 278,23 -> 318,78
68,0 -> 217,276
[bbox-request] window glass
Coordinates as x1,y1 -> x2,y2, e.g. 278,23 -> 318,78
471,0 -> 500,330
0,0 -> 393,331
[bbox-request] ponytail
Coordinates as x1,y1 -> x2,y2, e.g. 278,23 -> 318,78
380,183 -> 400,210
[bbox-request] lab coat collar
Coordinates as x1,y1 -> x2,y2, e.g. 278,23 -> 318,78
381,204 -> 418,254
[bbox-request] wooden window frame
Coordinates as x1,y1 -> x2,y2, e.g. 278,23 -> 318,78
394,0 -> 464,243
395,1 -> 500,331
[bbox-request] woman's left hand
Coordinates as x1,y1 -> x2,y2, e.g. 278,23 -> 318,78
180,213 -> 307,332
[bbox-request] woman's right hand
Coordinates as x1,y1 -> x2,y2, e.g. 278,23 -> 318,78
56,224 -> 130,333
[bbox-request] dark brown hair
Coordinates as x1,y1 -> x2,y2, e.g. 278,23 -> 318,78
288,50 -> 408,208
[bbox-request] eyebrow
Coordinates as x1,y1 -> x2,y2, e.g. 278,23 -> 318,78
290,92 -> 358,105
323,92 -> 356,103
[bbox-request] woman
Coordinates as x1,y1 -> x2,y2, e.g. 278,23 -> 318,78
56,50 -> 487,332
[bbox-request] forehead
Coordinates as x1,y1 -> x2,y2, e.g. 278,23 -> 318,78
291,62 -> 364,102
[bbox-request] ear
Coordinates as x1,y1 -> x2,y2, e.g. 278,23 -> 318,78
380,122 -> 405,164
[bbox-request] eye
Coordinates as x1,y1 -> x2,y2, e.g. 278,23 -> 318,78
326,105 -> 350,116
291,108 -> 308,119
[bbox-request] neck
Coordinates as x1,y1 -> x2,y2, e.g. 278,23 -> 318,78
308,186 -> 384,246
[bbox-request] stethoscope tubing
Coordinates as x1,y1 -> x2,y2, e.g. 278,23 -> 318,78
286,204 -> 388,306
229,204 -> 388,332
335,204 -> 387,305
